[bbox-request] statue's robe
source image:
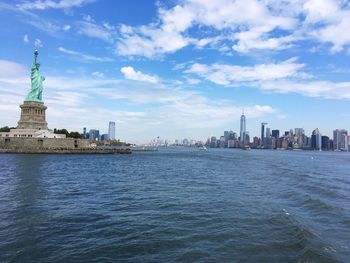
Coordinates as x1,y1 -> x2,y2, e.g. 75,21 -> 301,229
25,63 -> 44,102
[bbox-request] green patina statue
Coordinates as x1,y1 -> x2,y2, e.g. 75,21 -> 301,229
25,50 -> 45,102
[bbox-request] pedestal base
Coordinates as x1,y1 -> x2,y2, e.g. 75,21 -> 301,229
17,101 -> 48,130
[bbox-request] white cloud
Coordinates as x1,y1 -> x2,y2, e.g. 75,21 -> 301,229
300,0 -> 350,53
23,34 -> 29,43
92,71 -> 104,78
34,38 -> 43,47
185,58 -> 307,85
62,24 -> 71,31
120,66 -> 159,84
115,0 -> 298,57
116,25 -> 191,58
185,77 -> 201,85
17,0 -> 94,10
260,80 -> 350,100
0,60 -> 27,78
114,0 -> 350,57
58,47 -> 113,62
77,20 -> 114,42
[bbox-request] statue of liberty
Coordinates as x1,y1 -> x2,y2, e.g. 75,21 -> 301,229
25,50 -> 45,102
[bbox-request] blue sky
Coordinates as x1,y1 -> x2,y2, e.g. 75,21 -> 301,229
0,0 -> 350,143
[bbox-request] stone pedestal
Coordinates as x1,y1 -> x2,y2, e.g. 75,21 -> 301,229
17,101 -> 48,130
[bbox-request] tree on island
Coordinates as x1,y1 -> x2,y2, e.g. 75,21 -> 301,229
0,126 -> 16,132
96,139 -> 131,146
53,128 -> 84,139
109,139 -> 131,146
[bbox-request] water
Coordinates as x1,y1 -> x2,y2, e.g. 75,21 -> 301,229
0,149 -> 350,262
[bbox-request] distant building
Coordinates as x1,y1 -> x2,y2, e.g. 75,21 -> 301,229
333,129 -> 348,151
266,127 -> 271,138
227,139 -> 235,148
88,129 -> 100,141
265,127 -> 272,147
240,110 -> 246,145
295,128 -> 305,146
101,134 -> 109,141
253,136 -> 260,148
210,136 -> 217,148
245,132 -> 250,145
219,136 -> 226,148
224,131 -> 229,144
83,127 -> 87,138
295,128 -> 304,138
108,121 -> 116,141
311,128 -> 322,150
261,122 -> 267,146
272,130 -> 280,139
321,136 -> 330,151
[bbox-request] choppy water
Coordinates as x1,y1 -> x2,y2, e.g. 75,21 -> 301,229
0,148 -> 350,262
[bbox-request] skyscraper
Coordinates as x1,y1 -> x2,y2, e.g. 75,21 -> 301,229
295,128 -> 305,146
88,129 -> 100,141
261,122 -> 267,146
333,129 -> 348,151
272,130 -> 280,139
240,110 -> 246,145
108,121 -> 116,141
311,128 -> 322,150
321,136 -> 330,151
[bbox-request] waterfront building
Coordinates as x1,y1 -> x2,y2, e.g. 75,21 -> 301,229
224,131 -> 229,144
108,121 -> 116,141
244,132 -> 250,145
261,122 -> 267,146
219,136 -> 226,148
266,127 -> 271,138
183,138 -> 189,146
240,110 -> 246,145
321,136 -> 330,151
272,130 -> 280,139
271,137 -> 277,149
101,134 -> 109,141
294,128 -> 305,146
227,139 -> 235,148
253,137 -> 260,148
289,129 -> 294,138
295,128 -> 304,138
83,127 -> 87,138
265,127 -> 272,147
89,129 -> 100,141
333,129 -> 348,151
210,136 -> 217,148
311,128 -> 322,150
281,138 -> 289,149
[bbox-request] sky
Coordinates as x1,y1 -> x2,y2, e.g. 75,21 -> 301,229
0,0 -> 350,144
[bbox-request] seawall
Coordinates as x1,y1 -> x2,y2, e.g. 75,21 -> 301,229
0,137 -> 131,154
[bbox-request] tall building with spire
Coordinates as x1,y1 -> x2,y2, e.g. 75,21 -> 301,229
261,122 -> 267,146
240,110 -> 246,145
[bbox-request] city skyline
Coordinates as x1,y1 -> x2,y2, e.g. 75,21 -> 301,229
161,112 -> 349,151
1,1 -> 350,143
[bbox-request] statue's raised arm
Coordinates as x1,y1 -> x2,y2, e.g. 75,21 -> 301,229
25,50 -> 45,102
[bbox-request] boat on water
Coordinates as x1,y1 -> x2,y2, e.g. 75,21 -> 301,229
242,146 -> 251,150
199,145 -> 207,151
